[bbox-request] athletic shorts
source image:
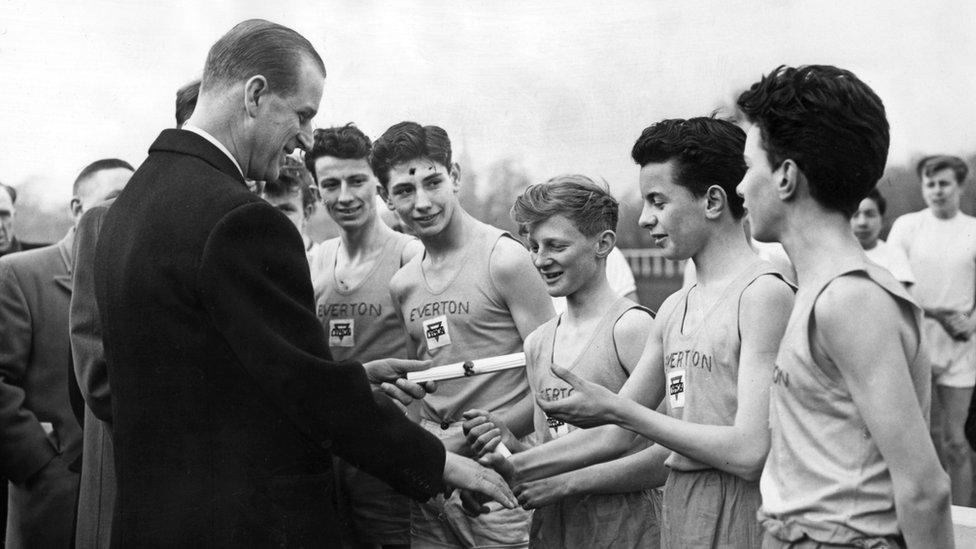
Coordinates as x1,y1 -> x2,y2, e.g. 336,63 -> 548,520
661,468 -> 762,549
333,456 -> 411,546
761,530 -> 905,548
923,317 -> 976,388
411,419 -> 530,549
530,487 -> 662,549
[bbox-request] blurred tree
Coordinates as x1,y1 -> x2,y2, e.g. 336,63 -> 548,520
480,158 -> 531,234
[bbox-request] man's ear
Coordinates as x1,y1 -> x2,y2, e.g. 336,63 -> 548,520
777,159 -> 800,200
69,197 -> 83,220
243,75 -> 269,118
596,229 -> 617,259
704,185 -> 729,220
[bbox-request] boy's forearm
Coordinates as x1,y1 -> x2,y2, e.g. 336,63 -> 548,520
511,425 -> 637,483
567,442 -> 670,496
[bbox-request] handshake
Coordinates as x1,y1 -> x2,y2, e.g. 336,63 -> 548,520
366,358 -> 603,514
363,358 -> 519,511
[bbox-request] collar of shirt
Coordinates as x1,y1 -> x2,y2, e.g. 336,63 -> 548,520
181,124 -> 245,181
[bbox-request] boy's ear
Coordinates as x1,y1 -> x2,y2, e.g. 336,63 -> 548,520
704,185 -> 728,220
377,184 -> 394,209
596,230 -> 616,258
777,159 -> 800,200
450,162 -> 461,193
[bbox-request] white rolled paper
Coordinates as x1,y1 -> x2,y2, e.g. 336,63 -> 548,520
496,442 -> 513,458
406,352 -> 526,383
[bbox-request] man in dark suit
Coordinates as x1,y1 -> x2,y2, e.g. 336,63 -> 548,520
0,159 -> 132,548
93,19 -> 513,547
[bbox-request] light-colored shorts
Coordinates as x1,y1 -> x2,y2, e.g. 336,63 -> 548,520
530,487 -> 662,549
411,419 -> 530,549
661,468 -> 762,549
923,317 -> 976,388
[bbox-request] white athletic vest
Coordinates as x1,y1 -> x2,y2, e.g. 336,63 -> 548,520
659,260 -> 788,472
526,296 -> 652,442
311,232 -> 414,363
391,222 -> 528,424
759,258 -> 930,544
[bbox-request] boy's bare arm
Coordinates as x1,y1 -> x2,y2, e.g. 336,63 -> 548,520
815,275 -> 953,549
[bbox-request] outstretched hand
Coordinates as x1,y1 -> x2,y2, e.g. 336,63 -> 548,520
537,364 -> 622,429
363,358 -> 436,406
443,453 -> 517,514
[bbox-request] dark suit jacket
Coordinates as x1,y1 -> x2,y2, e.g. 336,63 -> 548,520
70,200 -> 116,548
0,232 -> 82,546
94,129 -> 445,547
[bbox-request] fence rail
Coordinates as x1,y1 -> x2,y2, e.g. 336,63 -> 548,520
620,248 -> 686,279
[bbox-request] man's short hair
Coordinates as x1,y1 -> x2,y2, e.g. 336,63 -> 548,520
369,122 -> 453,189
175,78 -> 201,128
511,174 -> 619,237
201,19 -> 325,96
263,158 -> 316,211
305,124 -> 372,183
737,65 -> 890,217
631,117 -> 747,219
917,155 -> 968,184
73,159 -> 135,196
0,182 -> 15,204
863,187 -> 886,216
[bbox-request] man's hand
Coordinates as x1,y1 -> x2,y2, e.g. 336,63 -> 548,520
363,358 -> 436,406
462,409 -> 525,457
537,365 -> 623,429
443,453 -> 517,513
514,473 -> 575,509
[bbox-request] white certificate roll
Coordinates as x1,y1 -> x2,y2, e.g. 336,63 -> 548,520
405,352 -> 526,383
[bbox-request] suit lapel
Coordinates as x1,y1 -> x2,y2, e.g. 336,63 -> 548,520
148,129 -> 248,187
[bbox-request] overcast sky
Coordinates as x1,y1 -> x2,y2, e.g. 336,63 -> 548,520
3,0 -> 975,208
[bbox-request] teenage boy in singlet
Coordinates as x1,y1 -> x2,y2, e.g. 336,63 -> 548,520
470,118 -> 794,548
736,65 -> 952,547
464,175 -> 660,548
306,124 -> 423,549
371,122 -> 554,549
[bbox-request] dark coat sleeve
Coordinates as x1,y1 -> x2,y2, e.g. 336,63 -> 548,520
0,260 -> 57,482
70,205 -> 112,424
197,202 -> 446,501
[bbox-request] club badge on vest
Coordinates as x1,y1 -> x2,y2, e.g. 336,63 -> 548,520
423,315 -> 452,350
667,369 -> 686,409
329,319 -> 355,348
